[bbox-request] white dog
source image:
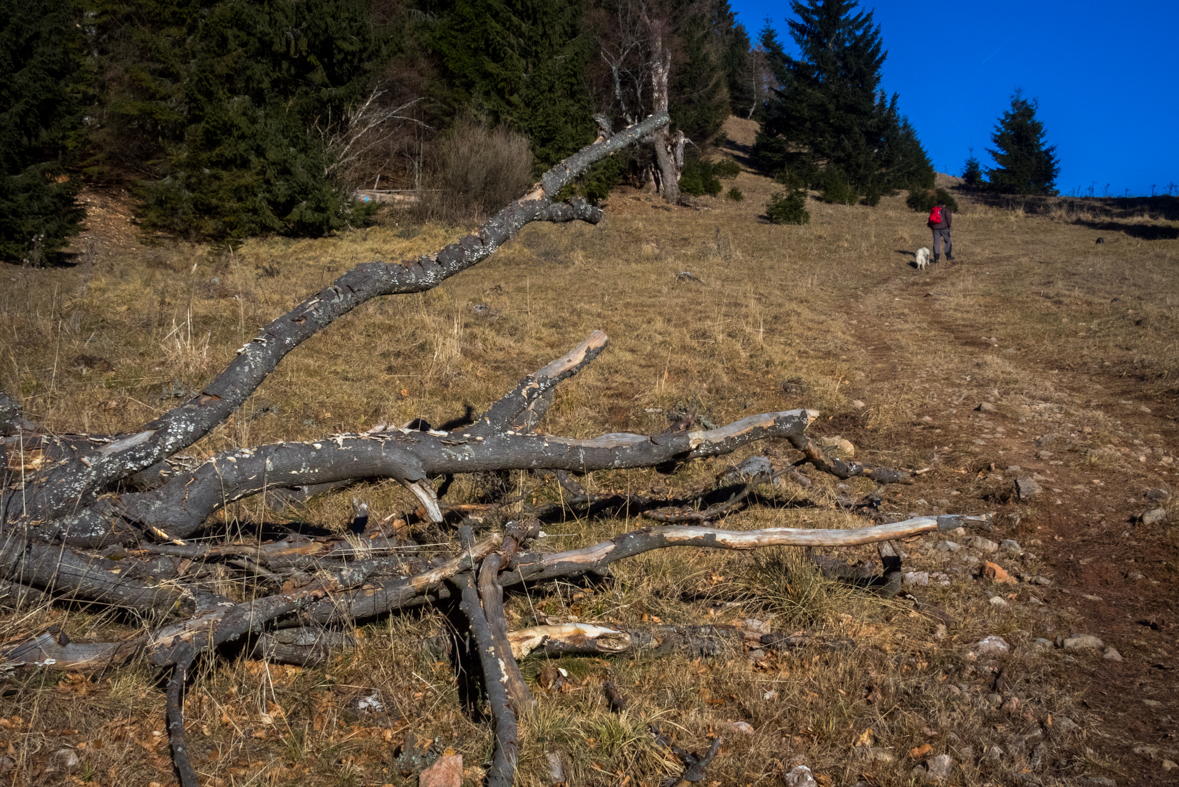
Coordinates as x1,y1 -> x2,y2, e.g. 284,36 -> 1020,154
915,247 -> 932,270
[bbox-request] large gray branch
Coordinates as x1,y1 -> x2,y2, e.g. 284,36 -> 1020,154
290,514 -> 989,626
51,407 -> 816,545
6,113 -> 670,526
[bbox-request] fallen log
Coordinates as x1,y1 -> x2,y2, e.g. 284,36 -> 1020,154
2,516 -> 986,670
164,642 -> 199,787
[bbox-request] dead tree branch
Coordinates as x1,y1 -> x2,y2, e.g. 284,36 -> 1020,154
4,114 -> 670,529
453,531 -> 518,787
509,623 -> 850,661
164,641 -> 200,787
477,520 -> 541,711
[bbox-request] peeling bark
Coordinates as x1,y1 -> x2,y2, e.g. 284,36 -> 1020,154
646,22 -> 680,204
46,399 -> 818,546
508,623 -> 849,661
503,515 -> 990,588
477,521 -> 539,712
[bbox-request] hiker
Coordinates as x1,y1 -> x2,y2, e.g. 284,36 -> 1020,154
928,201 -> 953,263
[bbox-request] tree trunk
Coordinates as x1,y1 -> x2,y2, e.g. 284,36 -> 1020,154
649,28 -> 680,204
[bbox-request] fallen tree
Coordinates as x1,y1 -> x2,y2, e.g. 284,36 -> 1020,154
0,114 -> 992,786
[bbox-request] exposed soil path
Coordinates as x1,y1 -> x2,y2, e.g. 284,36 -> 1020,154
842,257 -> 1179,785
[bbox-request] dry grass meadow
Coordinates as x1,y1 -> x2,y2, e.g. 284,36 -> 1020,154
2,118 -> 1178,786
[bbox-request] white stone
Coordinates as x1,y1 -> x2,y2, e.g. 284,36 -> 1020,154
54,750 -> 80,769
785,765 -> 817,787
1063,634 -> 1104,650
924,754 -> 954,782
974,636 -> 1011,656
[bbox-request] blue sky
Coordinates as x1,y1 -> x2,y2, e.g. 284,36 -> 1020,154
730,1 -> 1179,197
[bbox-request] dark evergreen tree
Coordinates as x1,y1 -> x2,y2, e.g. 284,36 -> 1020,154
0,0 -> 87,262
91,0 -> 386,241
670,2 -> 729,146
753,0 -> 931,194
875,99 -> 934,191
751,22 -> 788,142
422,0 -> 597,172
711,1 -> 754,118
962,149 -> 983,187
986,90 -> 1059,195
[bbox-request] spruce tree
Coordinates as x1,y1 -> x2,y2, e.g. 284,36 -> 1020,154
670,2 -> 730,147
986,90 -> 1059,195
92,0 -> 385,241
0,0 -> 87,262
423,0 -> 596,172
711,1 -> 754,118
753,0 -> 931,194
962,150 -> 983,187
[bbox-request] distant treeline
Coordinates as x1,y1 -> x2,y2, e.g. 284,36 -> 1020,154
2,0 -> 936,259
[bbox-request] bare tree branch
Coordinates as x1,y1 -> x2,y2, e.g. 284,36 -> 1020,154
6,113 -> 670,527
453,533 -> 518,787
164,642 -> 200,787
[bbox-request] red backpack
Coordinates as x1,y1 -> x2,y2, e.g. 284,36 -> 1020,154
928,206 -> 943,225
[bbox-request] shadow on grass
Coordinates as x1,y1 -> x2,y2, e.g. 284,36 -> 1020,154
720,135 -> 757,171
1071,219 -> 1179,241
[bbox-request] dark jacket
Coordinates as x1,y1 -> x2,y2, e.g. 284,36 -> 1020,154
929,206 -> 953,230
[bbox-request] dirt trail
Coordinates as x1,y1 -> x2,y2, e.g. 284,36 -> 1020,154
840,258 -> 1179,784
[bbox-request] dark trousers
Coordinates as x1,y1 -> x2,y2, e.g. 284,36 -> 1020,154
933,228 -> 952,259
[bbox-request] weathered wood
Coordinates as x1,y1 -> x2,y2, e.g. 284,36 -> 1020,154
504,515 -> 991,588
48,403 -> 818,545
276,515 -> 989,627
0,535 -> 192,614
250,629 -> 356,668
164,642 -> 200,787
5,113 -> 670,528
787,434 -> 913,484
3,535 -> 503,669
508,622 -> 848,660
0,515 -> 986,671
0,628 -> 143,670
453,565 -> 518,787
467,331 -> 608,438
477,521 -> 540,711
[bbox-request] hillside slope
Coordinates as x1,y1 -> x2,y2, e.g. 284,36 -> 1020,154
2,136 -> 1178,786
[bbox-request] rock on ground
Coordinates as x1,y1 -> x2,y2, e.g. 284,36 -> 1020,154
974,636 -> 1011,656
1140,508 -> 1167,525
924,754 -> 955,782
419,754 -> 463,787
1063,634 -> 1105,650
1016,477 -> 1042,500
969,536 -> 999,553
983,561 -> 1016,583
785,765 -> 817,787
